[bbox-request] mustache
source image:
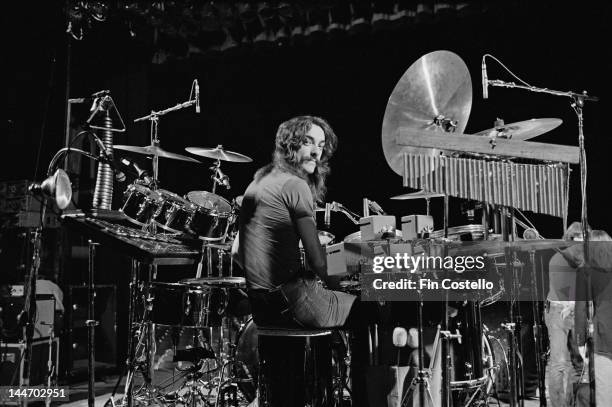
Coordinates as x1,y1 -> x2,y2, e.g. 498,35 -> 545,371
301,157 -> 320,164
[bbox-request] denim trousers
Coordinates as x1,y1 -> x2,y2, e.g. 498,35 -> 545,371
545,302 -> 581,406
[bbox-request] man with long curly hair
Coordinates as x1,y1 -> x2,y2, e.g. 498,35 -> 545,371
236,115 -> 357,328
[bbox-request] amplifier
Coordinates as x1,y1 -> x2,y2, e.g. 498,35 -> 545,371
0,294 -> 57,341
63,284 -> 117,378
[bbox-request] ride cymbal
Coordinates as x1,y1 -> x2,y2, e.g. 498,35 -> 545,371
185,145 -> 253,163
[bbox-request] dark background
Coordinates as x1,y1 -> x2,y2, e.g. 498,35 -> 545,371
4,1 -> 612,237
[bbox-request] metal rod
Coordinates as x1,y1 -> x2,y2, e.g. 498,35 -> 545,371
87,240 -> 100,407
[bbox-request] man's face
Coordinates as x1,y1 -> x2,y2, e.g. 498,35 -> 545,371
297,124 -> 325,174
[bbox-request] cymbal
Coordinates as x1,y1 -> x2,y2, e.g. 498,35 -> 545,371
114,144 -> 200,163
390,190 -> 445,200
382,50 -> 473,176
185,145 -> 253,163
472,118 -> 562,141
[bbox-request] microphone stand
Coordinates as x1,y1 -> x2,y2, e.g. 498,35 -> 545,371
133,88 -> 198,193
487,76 -> 598,407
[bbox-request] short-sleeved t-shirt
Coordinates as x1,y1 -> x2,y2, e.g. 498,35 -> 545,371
239,168 -> 314,289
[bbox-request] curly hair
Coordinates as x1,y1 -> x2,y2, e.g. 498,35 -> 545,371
255,115 -> 337,203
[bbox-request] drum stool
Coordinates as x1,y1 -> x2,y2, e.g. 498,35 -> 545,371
256,325 -> 334,407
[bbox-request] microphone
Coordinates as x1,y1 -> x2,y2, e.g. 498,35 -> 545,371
324,203 -> 331,228
195,79 -> 200,113
120,158 -> 150,180
215,167 -> 230,189
482,56 -> 488,99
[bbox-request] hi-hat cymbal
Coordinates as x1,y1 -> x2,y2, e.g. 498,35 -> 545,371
390,190 -> 446,200
114,144 -> 201,163
382,50 -> 473,176
473,118 -> 562,141
185,145 -> 253,163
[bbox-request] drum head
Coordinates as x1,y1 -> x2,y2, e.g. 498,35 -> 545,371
187,191 -> 232,214
157,189 -> 192,205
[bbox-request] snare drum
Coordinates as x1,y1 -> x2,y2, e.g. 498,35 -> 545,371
186,191 -> 233,241
153,189 -> 196,234
120,183 -> 162,225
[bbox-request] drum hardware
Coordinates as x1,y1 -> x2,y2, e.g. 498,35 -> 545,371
315,201 -> 361,225
528,250 -> 546,407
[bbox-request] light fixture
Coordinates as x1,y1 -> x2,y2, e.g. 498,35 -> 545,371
29,169 -> 73,210
86,1 -> 109,22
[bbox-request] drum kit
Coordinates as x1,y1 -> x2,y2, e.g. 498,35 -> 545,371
107,141 -> 262,406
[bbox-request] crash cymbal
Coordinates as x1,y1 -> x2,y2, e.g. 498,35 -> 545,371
185,145 -> 253,163
390,190 -> 446,200
382,50 -> 473,176
472,118 -> 562,141
114,144 -> 200,163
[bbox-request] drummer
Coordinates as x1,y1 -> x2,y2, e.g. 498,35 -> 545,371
233,115 -> 359,328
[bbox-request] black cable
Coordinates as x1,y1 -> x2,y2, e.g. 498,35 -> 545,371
33,49 -> 58,182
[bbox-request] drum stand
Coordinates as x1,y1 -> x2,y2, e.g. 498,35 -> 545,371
528,250 -> 547,407
502,247 -> 526,407
401,290 -> 435,407
106,262 -> 166,407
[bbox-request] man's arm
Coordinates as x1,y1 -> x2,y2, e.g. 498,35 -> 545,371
231,231 -> 243,269
295,216 -> 327,280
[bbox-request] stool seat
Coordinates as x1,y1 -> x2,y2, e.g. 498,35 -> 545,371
257,326 -> 333,337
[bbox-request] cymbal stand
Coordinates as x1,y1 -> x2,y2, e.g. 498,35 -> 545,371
528,250 -> 546,407
485,54 -> 599,406
133,79 -> 199,193
502,246 -> 525,407
401,286 -> 435,407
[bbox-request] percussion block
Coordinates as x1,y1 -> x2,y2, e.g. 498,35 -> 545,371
326,242 -> 366,277
359,216 -> 397,241
401,215 -> 434,240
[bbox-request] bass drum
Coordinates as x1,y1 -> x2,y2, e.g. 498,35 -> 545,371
233,318 -> 259,402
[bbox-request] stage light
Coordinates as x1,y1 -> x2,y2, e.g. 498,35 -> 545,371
30,169 -> 73,210
349,0 -> 372,34
66,2 -> 87,40
327,1 -> 350,36
390,0 -> 415,27
85,1 -> 109,22
372,0 -> 393,31
305,7 -> 327,42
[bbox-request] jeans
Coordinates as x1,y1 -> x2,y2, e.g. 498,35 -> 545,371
545,302 -> 580,406
595,353 -> 612,406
